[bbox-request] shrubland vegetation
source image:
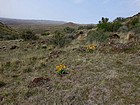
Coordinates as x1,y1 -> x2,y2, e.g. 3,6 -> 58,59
0,13 -> 140,105
97,17 -> 122,32
41,32 -> 50,36
86,30 -> 109,43
64,27 -> 76,33
0,22 -> 19,40
21,30 -> 39,40
78,24 -> 95,30
51,31 -> 67,47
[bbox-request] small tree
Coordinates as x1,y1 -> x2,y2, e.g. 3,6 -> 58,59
101,17 -> 109,23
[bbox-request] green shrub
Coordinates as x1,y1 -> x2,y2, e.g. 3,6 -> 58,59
78,25 -> 95,30
112,22 -> 122,32
51,31 -> 67,47
21,30 -> 38,40
118,25 -> 128,32
0,22 -> 19,40
131,23 -> 140,34
24,90 -> 35,98
86,30 -> 109,43
97,17 -> 122,32
0,34 -> 18,40
64,27 -> 75,33
78,26 -> 84,30
130,17 -> 139,26
41,32 -> 50,36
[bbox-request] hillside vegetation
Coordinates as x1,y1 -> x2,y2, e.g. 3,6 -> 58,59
0,22 -> 19,40
0,13 -> 140,105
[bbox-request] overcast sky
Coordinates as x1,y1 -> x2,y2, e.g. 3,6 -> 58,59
0,0 -> 140,23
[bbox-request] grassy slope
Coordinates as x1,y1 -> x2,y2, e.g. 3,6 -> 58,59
0,38 -> 140,105
0,13 -> 140,105
0,22 -> 18,35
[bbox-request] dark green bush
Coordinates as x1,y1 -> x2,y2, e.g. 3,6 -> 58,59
21,30 -> 38,40
86,30 -> 109,43
97,17 -> 122,32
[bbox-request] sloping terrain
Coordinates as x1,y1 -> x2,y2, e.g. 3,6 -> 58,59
0,13 -> 140,105
0,17 -> 79,34
0,22 -> 19,40
0,17 -> 66,25
0,37 -> 139,105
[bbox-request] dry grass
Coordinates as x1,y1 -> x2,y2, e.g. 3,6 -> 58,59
0,37 -> 140,105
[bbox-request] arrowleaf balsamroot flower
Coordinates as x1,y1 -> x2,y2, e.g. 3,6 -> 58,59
86,44 -> 97,52
56,64 -> 67,75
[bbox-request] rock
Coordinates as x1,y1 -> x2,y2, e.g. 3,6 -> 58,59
110,43 -> 133,52
28,77 -> 50,88
10,45 -> 19,50
0,96 -> 4,101
42,45 -> 47,49
3,46 -> 6,49
108,37 -> 119,46
109,34 -> 120,39
74,31 -> 84,39
31,41 -> 36,44
79,31 -> 84,35
0,46 -> 6,49
40,39 -> 50,44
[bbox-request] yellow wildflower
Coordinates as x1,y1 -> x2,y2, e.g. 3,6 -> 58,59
56,66 -> 60,69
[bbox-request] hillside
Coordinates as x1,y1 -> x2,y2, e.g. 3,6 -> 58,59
0,17 -> 79,34
126,12 -> 140,20
0,13 -> 140,105
0,17 -> 66,26
0,22 -> 19,40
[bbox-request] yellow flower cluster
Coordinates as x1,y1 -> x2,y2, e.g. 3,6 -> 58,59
56,64 -> 66,72
86,44 -> 96,50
